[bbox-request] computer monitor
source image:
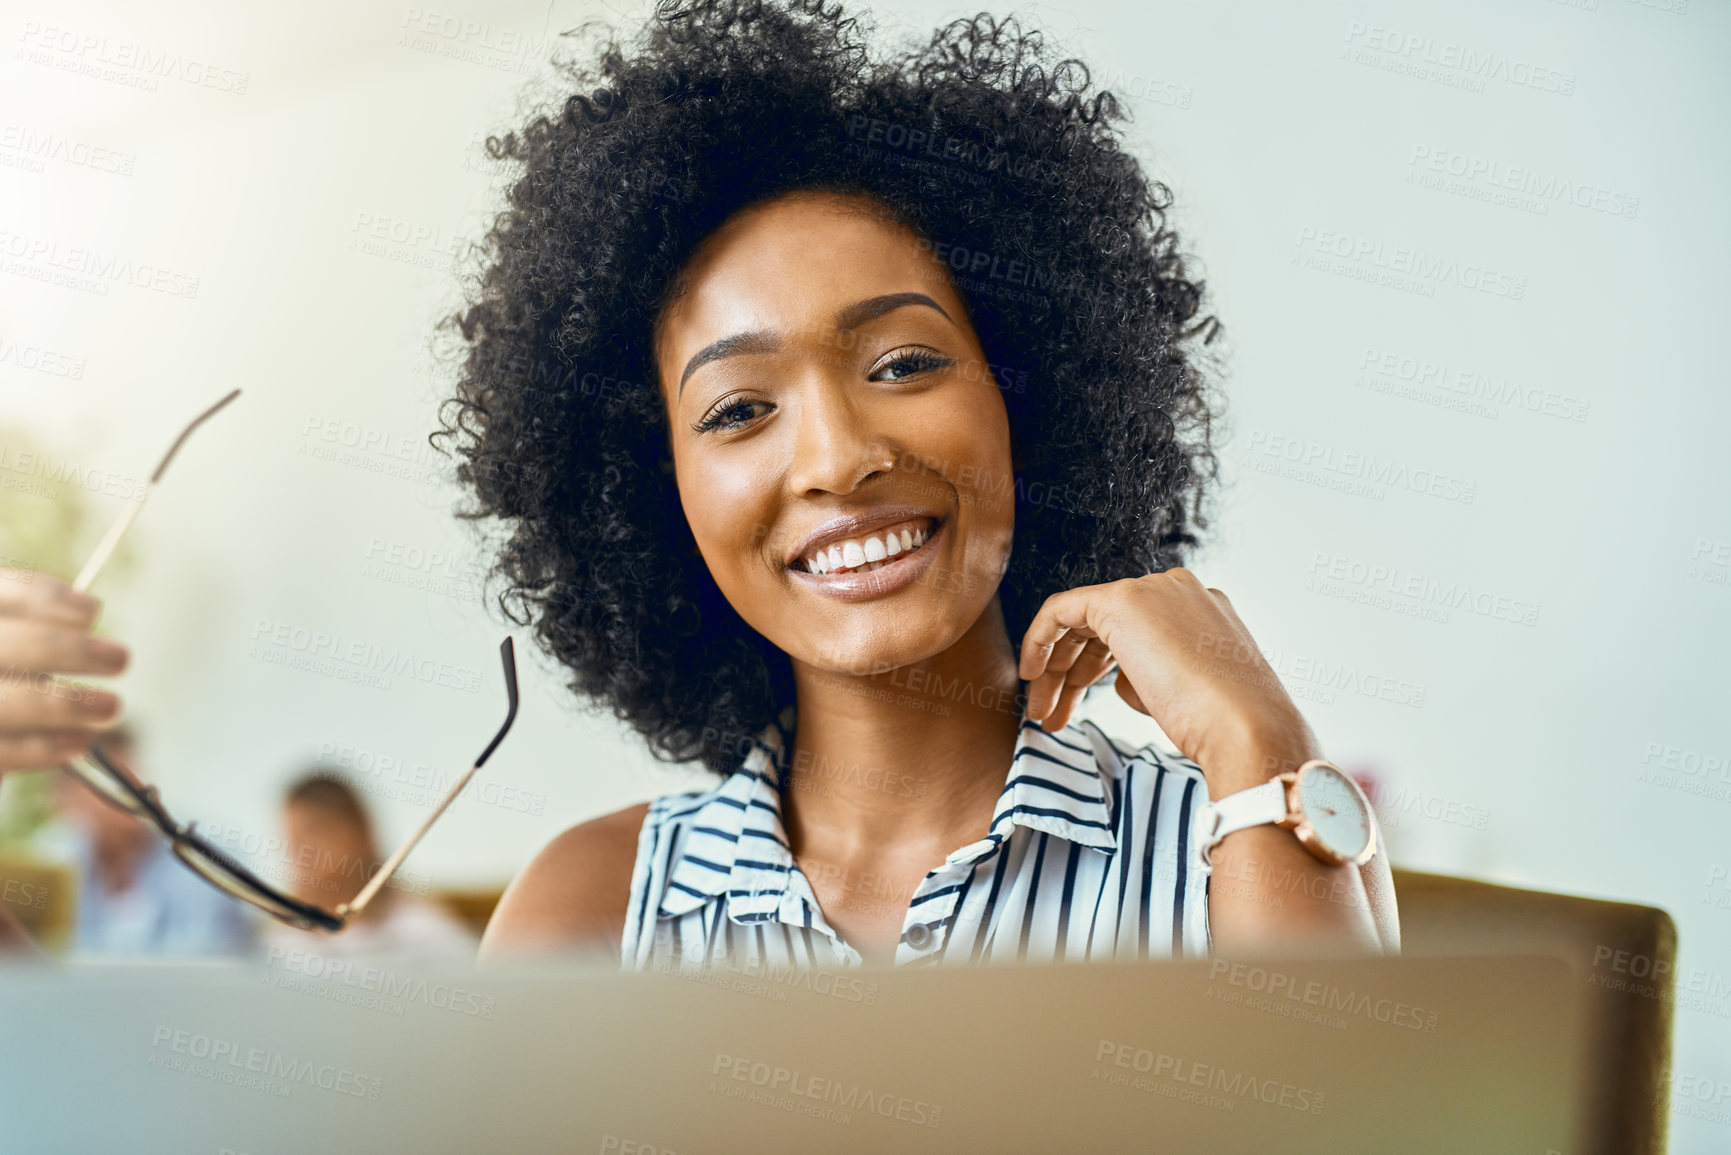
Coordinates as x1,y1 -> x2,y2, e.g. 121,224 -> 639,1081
0,952 -> 1584,1152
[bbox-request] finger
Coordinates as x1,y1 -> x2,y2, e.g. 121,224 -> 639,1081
1114,669 -> 1149,716
0,568 -> 102,627
1040,638 -> 1119,730
0,618 -> 129,678
1018,586 -> 1103,682
1043,680 -> 1090,732
0,729 -> 103,774
0,674 -> 123,730
1065,637 -> 1118,690
1024,631 -> 1091,721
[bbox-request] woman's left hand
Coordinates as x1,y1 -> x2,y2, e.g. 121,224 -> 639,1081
1018,568 -> 1319,789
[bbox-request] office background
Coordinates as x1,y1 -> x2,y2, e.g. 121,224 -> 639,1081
2,0 -> 1725,1146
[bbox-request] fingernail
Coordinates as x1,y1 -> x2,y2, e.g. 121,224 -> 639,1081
74,689 -> 120,719
86,637 -> 129,672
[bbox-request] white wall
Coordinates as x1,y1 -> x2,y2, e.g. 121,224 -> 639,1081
4,0 -> 1726,1146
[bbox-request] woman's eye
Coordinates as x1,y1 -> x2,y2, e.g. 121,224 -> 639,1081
693,398 -> 771,434
870,348 -> 954,382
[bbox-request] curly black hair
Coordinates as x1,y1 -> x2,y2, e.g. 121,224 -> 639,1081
432,0 -> 1222,779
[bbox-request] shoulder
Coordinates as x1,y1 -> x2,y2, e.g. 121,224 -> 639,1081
478,801 -> 651,964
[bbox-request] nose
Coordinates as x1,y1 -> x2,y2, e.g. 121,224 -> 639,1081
784,375 -> 893,497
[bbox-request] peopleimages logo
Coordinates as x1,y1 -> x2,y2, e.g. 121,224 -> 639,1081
709,1053 -> 942,1128
1372,785 -> 1492,832
842,113 -> 1063,187
1342,21 -> 1576,96
397,6 -> 550,76
0,228 -> 201,299
15,21 -> 251,94
1246,428 -> 1477,505
0,334 -> 87,379
1355,346 -> 1590,423
0,442 -> 146,502
1,877 -> 49,911
263,945 -> 497,1019
1091,1039 -> 1326,1114
247,617 -> 483,694
1207,960 -> 1442,1032
1407,145 -> 1639,220
1307,549 -> 1542,628
1293,227 -> 1526,300
148,1026 -> 382,1100
0,124 -> 137,176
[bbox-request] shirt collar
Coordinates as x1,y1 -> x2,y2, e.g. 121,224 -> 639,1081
656,705 -> 797,922
954,716 -> 1119,862
655,707 -> 1119,922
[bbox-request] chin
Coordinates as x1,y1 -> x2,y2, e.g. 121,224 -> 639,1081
787,602 -> 985,678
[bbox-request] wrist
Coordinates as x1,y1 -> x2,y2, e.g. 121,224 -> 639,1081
1200,715 -> 1324,801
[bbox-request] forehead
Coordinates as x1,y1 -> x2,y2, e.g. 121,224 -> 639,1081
655,193 -> 957,377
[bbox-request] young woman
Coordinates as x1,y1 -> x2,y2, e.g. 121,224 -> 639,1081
443,1 -> 1397,967
0,0 -> 1396,963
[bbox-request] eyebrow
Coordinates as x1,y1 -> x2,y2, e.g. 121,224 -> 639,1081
677,292 -> 952,397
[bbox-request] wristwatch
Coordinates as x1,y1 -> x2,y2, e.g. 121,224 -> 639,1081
1197,759 -> 1377,868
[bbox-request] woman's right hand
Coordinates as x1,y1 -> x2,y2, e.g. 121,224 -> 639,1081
0,567 -> 129,775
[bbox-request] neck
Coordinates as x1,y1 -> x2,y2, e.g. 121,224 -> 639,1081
783,595 -> 1027,861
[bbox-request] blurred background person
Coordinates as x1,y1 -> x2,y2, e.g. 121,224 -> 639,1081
48,723 -> 257,959
260,771 -> 475,960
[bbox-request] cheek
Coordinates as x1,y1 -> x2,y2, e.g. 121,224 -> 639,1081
675,449 -> 782,585
914,383 -> 1014,527
877,385 -> 1014,596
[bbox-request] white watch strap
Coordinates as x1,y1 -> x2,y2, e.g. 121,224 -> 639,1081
1198,778 -> 1289,857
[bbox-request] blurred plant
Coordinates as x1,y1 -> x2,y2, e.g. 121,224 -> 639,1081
0,424 -> 139,849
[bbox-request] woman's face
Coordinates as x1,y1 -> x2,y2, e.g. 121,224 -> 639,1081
655,190 -> 1016,677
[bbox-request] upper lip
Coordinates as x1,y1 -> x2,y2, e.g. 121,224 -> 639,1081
784,504 -> 944,568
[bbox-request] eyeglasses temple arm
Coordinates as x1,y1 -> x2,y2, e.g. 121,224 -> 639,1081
62,389 -> 243,788
71,388 -> 240,594
72,498 -> 150,595
340,760 -> 484,918
339,637 -> 519,919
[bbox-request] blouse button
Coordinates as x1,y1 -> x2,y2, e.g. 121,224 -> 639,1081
905,924 -> 933,950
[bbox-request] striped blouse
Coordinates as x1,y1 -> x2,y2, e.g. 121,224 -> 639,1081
620,704 -> 1213,971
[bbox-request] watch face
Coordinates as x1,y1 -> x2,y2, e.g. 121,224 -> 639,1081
1296,764 -> 1372,861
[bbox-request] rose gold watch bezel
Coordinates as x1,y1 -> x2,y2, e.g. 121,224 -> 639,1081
1272,761 -> 1377,868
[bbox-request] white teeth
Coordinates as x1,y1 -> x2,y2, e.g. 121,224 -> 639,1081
799,520 -> 936,576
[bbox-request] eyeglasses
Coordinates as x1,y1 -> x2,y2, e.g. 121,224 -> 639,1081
56,390 -> 521,932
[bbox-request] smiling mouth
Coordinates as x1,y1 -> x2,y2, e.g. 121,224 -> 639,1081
791,517 -> 940,575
